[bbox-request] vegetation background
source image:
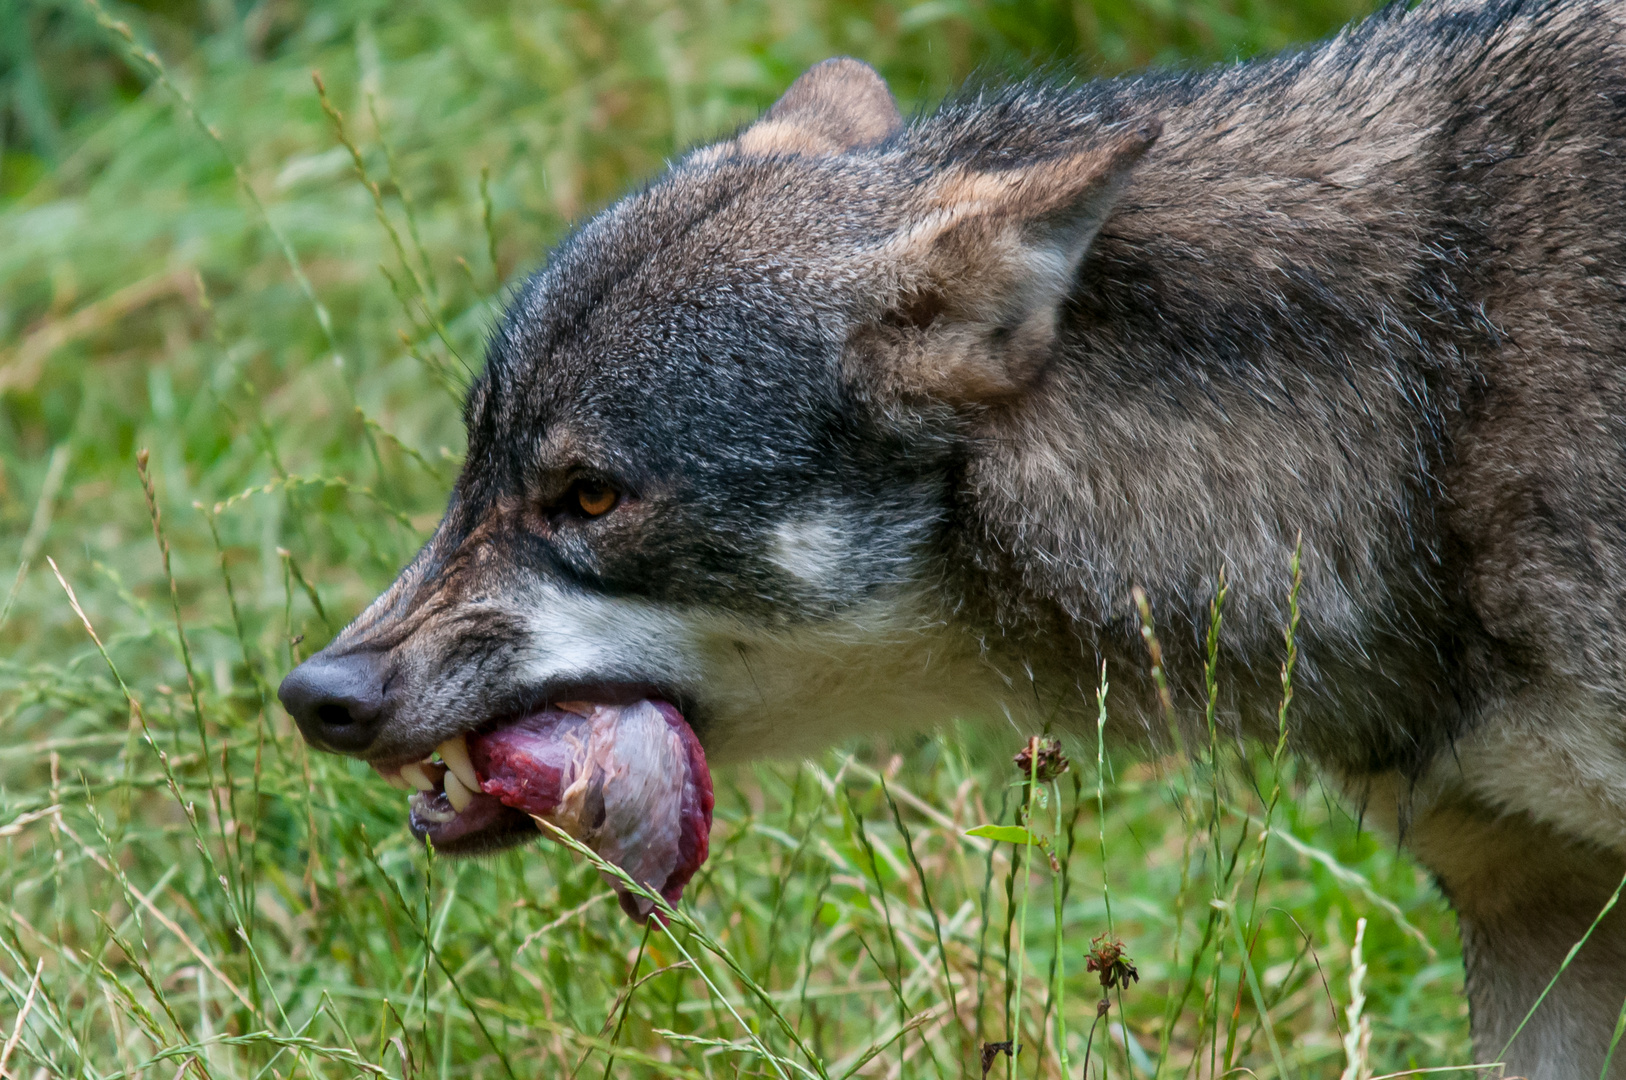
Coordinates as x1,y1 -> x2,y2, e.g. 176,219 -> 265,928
0,0 -> 1480,1076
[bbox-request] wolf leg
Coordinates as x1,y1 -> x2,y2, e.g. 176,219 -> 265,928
1347,684 -> 1626,1076
1395,791 -> 1626,1079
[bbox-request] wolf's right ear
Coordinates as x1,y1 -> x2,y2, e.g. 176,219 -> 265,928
848,120 -> 1160,407
736,58 -> 903,157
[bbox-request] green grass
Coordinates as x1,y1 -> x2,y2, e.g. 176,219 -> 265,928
0,0 -> 1479,1076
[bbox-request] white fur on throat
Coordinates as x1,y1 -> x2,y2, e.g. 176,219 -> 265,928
516,580 -> 1014,762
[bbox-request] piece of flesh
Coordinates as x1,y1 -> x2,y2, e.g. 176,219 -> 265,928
404,699 -> 713,921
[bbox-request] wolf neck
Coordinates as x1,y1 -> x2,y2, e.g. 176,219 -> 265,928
949,60 -> 1483,745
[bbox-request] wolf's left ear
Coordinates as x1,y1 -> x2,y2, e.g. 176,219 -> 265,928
851,120 -> 1161,405
738,58 -> 903,156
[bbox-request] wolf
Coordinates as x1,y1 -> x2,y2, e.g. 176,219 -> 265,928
277,0 -> 1626,1072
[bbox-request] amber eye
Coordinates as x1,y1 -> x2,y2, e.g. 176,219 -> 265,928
574,482 -> 617,517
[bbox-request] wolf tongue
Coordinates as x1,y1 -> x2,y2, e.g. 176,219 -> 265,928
469,699 -> 714,921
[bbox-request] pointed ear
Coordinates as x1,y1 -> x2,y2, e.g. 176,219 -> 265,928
851,120 -> 1161,405
737,58 -> 903,157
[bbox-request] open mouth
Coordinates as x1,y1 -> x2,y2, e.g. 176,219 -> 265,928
374,698 -> 713,920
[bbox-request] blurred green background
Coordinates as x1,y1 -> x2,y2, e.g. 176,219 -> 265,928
0,1 -> 1485,1078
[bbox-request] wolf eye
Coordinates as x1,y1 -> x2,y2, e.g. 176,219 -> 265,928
573,481 -> 618,517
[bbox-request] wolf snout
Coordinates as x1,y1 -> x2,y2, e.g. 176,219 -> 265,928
278,651 -> 391,754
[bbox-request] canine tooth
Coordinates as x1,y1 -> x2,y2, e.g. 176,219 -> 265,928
443,769 -> 474,812
438,735 -> 480,794
400,762 -> 436,792
382,771 -> 411,792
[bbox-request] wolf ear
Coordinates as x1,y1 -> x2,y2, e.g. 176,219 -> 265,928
851,120 -> 1161,405
737,58 -> 903,157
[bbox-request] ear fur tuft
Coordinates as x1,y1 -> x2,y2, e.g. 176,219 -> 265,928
737,58 -> 903,157
850,120 -> 1161,406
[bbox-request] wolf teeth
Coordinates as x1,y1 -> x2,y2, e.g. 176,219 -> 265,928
443,769 -> 474,812
400,762 -> 436,792
381,771 -> 412,792
437,735 -> 480,795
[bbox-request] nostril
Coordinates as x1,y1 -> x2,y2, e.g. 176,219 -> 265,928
317,702 -> 358,729
278,650 -> 391,754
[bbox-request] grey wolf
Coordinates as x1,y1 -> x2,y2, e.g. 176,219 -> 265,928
278,0 -> 1626,1072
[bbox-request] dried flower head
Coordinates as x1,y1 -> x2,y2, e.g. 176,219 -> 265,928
1013,736 -> 1069,783
979,1040 -> 1015,1078
1086,933 -> 1139,991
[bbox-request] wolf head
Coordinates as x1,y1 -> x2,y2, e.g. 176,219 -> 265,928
278,59 -> 1158,852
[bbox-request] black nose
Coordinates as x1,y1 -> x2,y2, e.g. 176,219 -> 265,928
278,651 -> 390,754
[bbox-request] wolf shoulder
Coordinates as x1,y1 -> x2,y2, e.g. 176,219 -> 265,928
1030,0 -> 1626,695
